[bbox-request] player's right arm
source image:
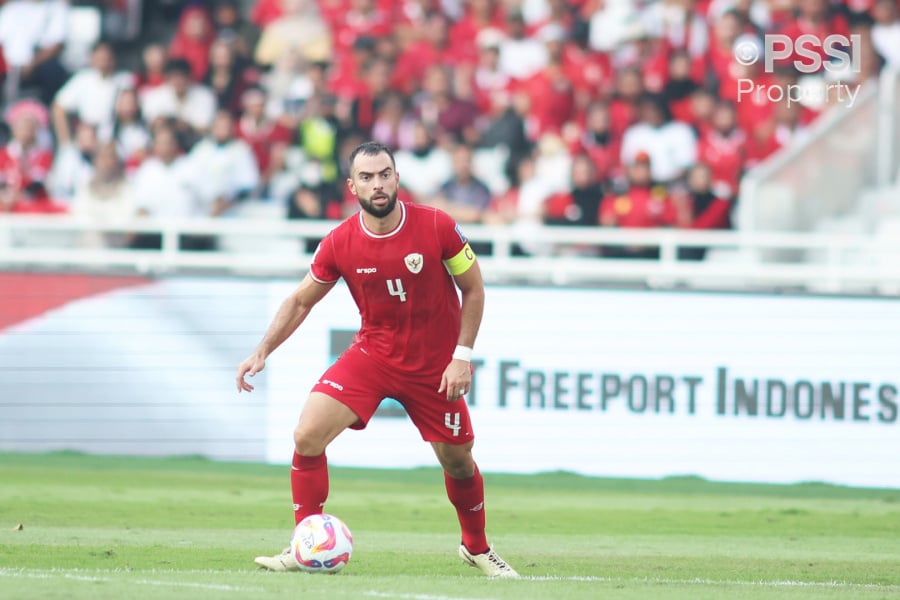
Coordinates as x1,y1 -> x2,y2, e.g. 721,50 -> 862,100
236,273 -> 336,393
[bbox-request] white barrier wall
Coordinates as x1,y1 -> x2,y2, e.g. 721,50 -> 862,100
2,273 -> 897,487
268,283 -> 900,488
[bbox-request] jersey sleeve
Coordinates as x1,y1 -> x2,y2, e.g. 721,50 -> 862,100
436,210 -> 476,276
309,234 -> 341,283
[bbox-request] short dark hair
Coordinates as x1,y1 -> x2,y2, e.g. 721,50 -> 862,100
164,58 -> 193,76
348,141 -> 396,173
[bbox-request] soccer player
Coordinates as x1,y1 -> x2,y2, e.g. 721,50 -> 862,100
236,141 -> 519,578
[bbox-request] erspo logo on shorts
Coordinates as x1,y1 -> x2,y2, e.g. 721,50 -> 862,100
319,378 -> 344,391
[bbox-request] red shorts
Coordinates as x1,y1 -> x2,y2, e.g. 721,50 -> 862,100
311,345 -> 474,445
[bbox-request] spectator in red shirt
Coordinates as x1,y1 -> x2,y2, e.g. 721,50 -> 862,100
333,0 -> 393,55
607,67 -> 645,140
728,42 -> 777,131
599,151 -> 677,258
570,100 -> 621,184
135,43 -> 167,97
394,0 -> 442,46
472,28 -> 511,114
168,5 -> 216,81
618,25 -> 670,94
236,86 -> 293,184
0,105 -> 54,212
395,11 -> 470,94
562,19 -> 612,111
778,0 -> 851,71
683,86 -> 717,136
743,114 -> 781,169
707,9 -> 748,86
6,183 -> 66,213
515,24 -> 575,137
673,162 -> 732,260
697,99 -> 746,198
250,0 -> 285,28
329,36 -> 376,103
449,0 -> 507,55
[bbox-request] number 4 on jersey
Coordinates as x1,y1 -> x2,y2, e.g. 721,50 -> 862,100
387,278 -> 407,302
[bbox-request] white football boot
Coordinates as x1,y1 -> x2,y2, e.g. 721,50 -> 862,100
254,547 -> 300,572
458,544 -> 520,578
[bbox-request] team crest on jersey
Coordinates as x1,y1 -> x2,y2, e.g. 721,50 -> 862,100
404,253 -> 424,274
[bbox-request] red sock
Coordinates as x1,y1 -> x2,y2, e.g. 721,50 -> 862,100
444,464 -> 489,555
291,452 -> 329,525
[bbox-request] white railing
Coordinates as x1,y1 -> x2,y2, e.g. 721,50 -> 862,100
2,215 -> 900,294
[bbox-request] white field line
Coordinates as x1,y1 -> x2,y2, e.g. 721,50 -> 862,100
364,593 -> 496,600
526,575 -> 898,589
0,568 -> 261,593
2,568 -> 896,593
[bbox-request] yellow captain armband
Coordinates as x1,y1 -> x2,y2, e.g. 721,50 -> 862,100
444,242 -> 476,275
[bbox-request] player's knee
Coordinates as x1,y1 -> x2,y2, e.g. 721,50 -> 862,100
293,425 -> 327,457
441,454 -> 475,479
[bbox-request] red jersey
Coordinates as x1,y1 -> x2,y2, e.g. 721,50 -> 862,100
599,185 -> 677,228
309,202 -> 470,377
0,142 -> 53,193
698,128 -> 747,192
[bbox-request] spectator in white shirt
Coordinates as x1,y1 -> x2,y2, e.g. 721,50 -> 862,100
131,125 -> 200,221
0,0 -> 70,104
588,0 -> 639,53
393,120 -> 453,202
99,87 -> 152,173
140,58 -> 217,148
70,142 -> 136,248
872,0 -> 900,71
620,93 -> 697,184
52,42 -> 135,146
498,10 -> 548,80
48,121 -> 98,200
187,110 -> 260,217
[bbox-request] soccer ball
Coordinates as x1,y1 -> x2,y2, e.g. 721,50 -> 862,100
290,513 -> 353,574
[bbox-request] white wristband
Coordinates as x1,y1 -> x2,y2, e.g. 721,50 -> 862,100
452,345 -> 473,362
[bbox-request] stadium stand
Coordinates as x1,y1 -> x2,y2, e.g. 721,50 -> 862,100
0,0 -> 899,292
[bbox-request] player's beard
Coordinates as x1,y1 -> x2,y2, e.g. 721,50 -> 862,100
359,190 -> 398,219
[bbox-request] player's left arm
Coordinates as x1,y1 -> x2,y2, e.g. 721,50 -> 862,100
438,245 -> 485,401
452,258 -> 485,350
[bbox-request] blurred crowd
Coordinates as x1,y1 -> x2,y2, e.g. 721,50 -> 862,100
0,0 -> 896,257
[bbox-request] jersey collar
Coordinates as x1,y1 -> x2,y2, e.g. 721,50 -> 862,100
358,201 -> 406,239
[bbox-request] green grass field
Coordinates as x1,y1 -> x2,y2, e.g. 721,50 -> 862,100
0,452 -> 898,600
